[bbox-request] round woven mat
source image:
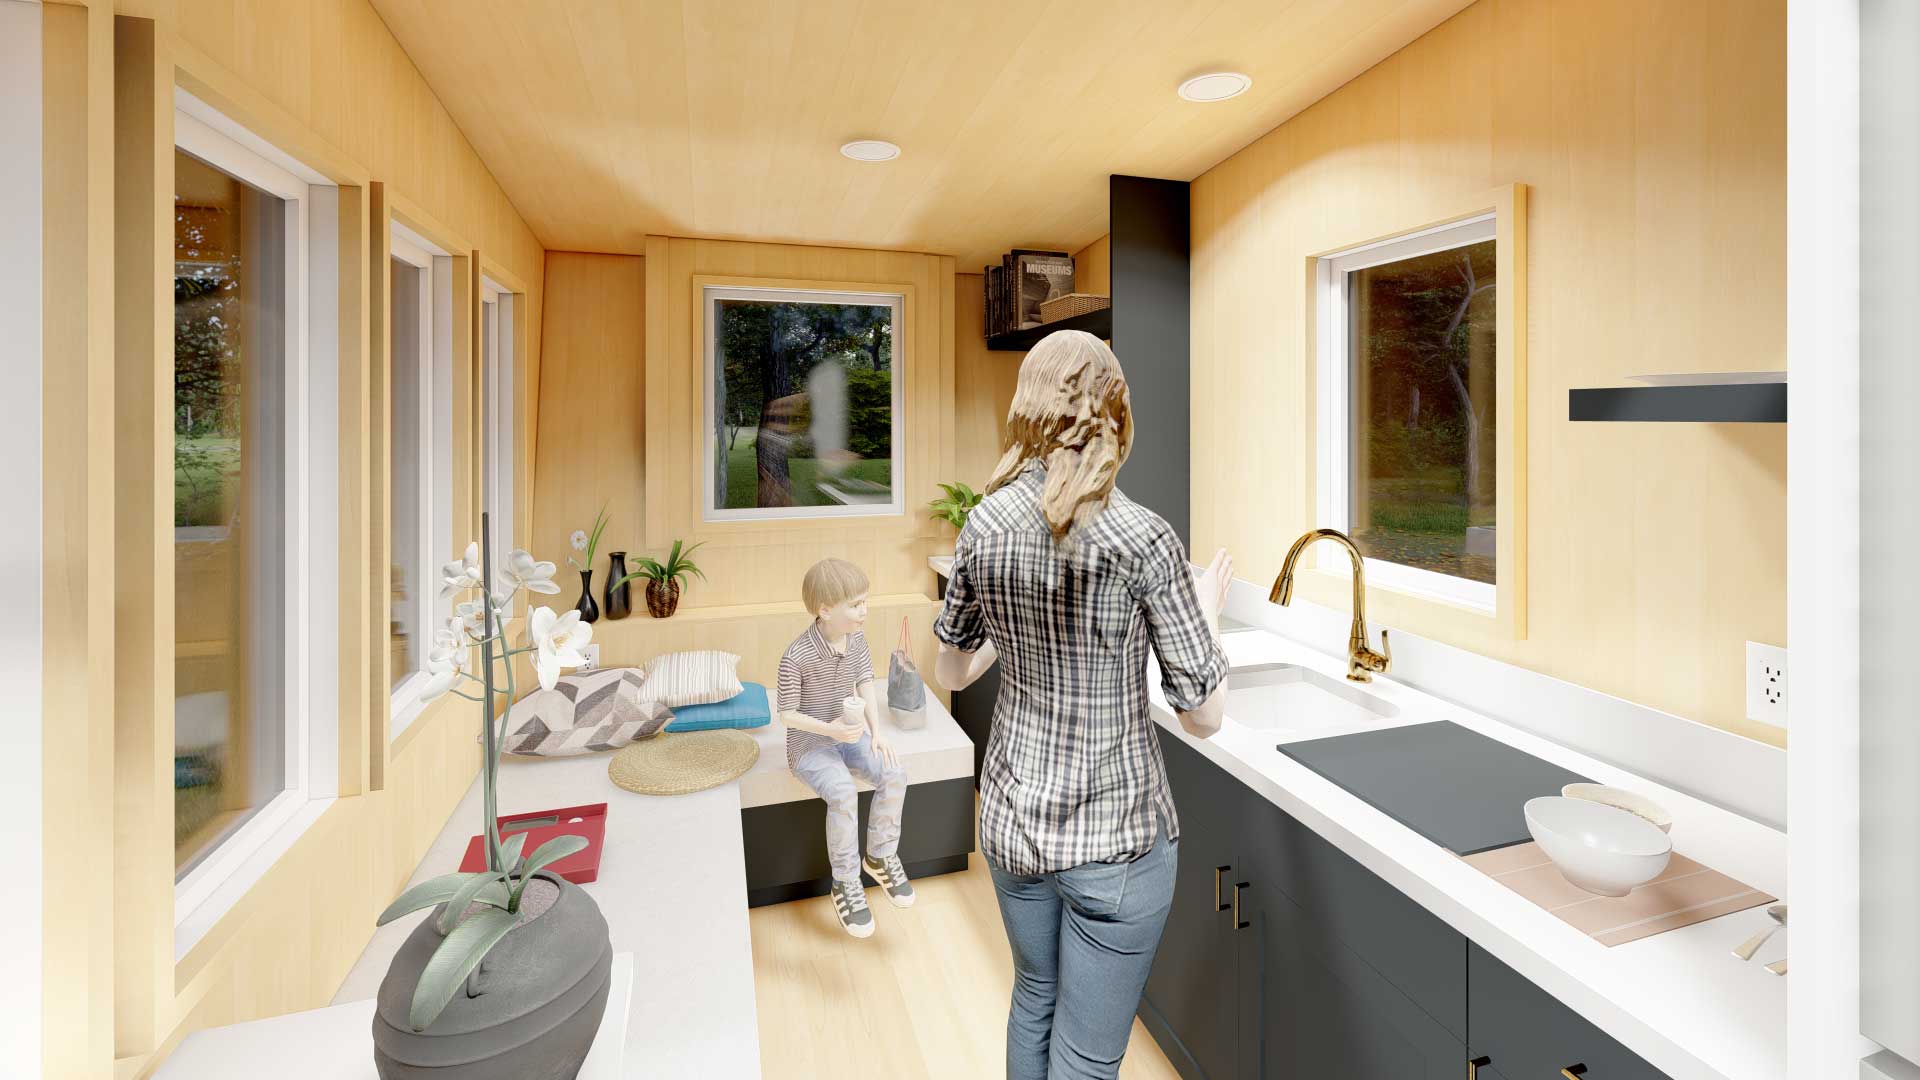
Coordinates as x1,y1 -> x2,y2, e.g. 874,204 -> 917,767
607,729 -> 760,796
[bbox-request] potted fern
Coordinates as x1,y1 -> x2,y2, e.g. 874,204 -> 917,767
928,481 -> 982,531
369,514 -> 613,1078
613,539 -> 706,618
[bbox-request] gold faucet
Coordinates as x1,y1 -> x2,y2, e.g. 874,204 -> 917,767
1270,528 -> 1391,682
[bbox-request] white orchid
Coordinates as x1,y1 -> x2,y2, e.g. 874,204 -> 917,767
419,628 -> 467,702
453,594 -> 509,642
528,605 -> 593,691
440,542 -> 484,599
496,548 -> 560,595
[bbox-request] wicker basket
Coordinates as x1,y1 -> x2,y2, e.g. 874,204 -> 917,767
1039,293 -> 1111,324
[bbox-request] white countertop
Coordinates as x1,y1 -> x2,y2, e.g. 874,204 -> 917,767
1153,629 -> 1788,1080
335,682 -> 972,1079
928,554 -> 954,578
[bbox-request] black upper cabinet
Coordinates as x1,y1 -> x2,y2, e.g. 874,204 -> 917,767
1109,175 -> 1193,548
1144,729 -> 1244,1080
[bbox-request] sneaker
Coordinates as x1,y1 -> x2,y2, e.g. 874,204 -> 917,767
862,853 -> 916,908
829,879 -> 874,938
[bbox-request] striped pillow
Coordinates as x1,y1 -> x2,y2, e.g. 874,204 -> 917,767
637,650 -> 744,708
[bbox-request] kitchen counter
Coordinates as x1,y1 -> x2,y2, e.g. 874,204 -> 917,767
1152,628 -> 1787,1080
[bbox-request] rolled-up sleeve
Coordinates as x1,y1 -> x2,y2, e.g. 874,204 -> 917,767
1136,537 -> 1228,711
933,549 -> 989,652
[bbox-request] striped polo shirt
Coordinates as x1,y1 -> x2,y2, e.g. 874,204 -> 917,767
777,622 -> 875,769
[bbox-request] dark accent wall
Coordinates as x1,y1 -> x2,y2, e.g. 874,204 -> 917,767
1110,175 -> 1192,548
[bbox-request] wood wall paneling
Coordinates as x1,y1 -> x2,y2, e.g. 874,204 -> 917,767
1188,0 -> 1787,743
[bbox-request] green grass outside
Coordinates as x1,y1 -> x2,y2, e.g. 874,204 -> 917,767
176,434 -> 240,527
1352,464 -> 1495,584
721,428 -> 892,508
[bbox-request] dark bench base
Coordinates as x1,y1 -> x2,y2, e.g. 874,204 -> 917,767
740,774 -> 975,909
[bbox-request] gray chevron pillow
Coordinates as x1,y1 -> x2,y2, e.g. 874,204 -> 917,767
502,667 -> 671,756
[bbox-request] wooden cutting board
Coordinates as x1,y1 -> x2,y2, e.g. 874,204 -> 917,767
1463,841 -> 1774,947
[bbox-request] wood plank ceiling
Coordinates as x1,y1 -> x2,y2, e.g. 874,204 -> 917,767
368,0 -> 1475,266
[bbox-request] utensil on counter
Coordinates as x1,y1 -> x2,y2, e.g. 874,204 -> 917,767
1732,903 -> 1788,961
1524,796 -> 1674,897
1766,958 -> 1788,976
1561,783 -> 1674,833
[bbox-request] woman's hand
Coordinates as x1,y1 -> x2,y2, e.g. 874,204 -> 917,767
1195,548 -> 1234,640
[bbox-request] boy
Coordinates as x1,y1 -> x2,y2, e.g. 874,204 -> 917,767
779,558 -> 914,938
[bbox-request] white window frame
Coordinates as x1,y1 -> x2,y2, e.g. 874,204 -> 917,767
387,221 -> 454,741
1316,213 -> 1498,612
701,284 -> 907,522
480,277 -> 516,600
171,90 -> 341,954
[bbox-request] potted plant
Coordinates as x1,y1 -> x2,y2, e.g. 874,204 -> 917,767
928,481 -> 982,531
614,539 -> 706,619
370,514 -> 613,1079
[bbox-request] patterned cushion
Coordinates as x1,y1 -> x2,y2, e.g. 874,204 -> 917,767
502,667 -> 672,756
636,650 -> 744,708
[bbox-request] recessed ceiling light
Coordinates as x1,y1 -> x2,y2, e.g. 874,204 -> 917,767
840,139 -> 901,162
1177,71 -> 1253,103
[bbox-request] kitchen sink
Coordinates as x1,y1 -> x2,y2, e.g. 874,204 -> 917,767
1224,662 -> 1400,739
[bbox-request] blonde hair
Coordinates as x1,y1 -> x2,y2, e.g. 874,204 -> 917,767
801,557 -> 869,615
985,329 -> 1133,540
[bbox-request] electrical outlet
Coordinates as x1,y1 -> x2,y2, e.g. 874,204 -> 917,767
581,643 -> 602,671
1746,641 -> 1787,728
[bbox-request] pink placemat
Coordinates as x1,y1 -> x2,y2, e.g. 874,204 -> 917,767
1463,841 -> 1774,947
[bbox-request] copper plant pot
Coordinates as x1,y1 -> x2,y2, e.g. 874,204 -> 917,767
644,579 -> 681,618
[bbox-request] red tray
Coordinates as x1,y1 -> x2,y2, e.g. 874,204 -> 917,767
459,802 -> 607,884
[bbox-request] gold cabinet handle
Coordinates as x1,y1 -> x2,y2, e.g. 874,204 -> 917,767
1561,1066 -> 1588,1079
1233,881 -> 1250,930
1467,1056 -> 1491,1079
1215,866 -> 1230,911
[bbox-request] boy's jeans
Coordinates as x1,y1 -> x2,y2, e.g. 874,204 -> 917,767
790,731 -> 908,882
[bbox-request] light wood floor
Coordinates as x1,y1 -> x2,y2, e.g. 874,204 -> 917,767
749,848 -> 1182,1079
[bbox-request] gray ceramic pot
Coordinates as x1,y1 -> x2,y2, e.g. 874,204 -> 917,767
372,872 -> 613,1079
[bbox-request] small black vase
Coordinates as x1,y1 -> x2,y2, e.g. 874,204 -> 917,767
575,569 -> 599,624
603,552 -> 631,620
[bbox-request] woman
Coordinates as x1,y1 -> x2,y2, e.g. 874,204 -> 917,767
933,329 -> 1233,1079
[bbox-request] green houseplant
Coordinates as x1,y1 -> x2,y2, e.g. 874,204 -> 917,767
928,481 -> 982,530
613,539 -> 706,619
369,514 -> 613,1078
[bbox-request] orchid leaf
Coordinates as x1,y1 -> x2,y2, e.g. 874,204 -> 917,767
436,868 -> 509,935
408,906 -> 520,1031
499,830 -> 529,874
377,872 -> 487,926
510,835 -> 589,905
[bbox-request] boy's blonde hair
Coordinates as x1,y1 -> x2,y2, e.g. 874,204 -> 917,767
801,558 -> 869,616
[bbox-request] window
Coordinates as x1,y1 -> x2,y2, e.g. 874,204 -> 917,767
1318,215 -> 1498,609
172,91 -> 340,929
388,222 -> 453,738
480,278 -> 516,580
703,285 -> 904,520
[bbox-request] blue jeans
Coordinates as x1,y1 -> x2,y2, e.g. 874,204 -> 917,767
987,831 -> 1178,1080
789,732 -> 907,883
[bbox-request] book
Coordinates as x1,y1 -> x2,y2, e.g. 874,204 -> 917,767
1014,254 -> 1075,329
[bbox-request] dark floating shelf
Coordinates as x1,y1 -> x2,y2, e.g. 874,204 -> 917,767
985,307 -> 1112,351
1569,383 -> 1786,423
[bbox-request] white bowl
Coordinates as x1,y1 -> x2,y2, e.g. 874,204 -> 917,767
1525,796 -> 1673,897
1560,783 -> 1673,833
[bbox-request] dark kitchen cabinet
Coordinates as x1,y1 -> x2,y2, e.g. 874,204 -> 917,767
1142,728 -> 1245,1080
1144,728 -> 1466,1079
1467,942 -> 1671,1080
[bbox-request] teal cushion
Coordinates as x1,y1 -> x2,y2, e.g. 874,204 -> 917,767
663,681 -> 771,732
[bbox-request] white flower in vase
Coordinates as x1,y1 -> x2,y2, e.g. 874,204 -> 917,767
497,549 -> 561,595
528,605 -> 593,690
440,542 -> 484,599
570,530 -> 589,552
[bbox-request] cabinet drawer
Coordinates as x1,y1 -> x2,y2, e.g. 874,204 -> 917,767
1468,942 -> 1671,1080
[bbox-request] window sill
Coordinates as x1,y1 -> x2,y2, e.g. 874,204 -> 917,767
175,794 -> 335,966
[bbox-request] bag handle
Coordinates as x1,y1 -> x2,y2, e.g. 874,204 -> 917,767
898,616 -> 911,654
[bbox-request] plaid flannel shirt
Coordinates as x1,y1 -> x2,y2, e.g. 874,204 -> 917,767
933,463 -> 1228,875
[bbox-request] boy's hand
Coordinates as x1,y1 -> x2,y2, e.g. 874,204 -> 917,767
828,722 -> 865,744
871,733 -> 900,769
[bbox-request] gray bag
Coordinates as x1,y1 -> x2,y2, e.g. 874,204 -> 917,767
887,617 -> 927,730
